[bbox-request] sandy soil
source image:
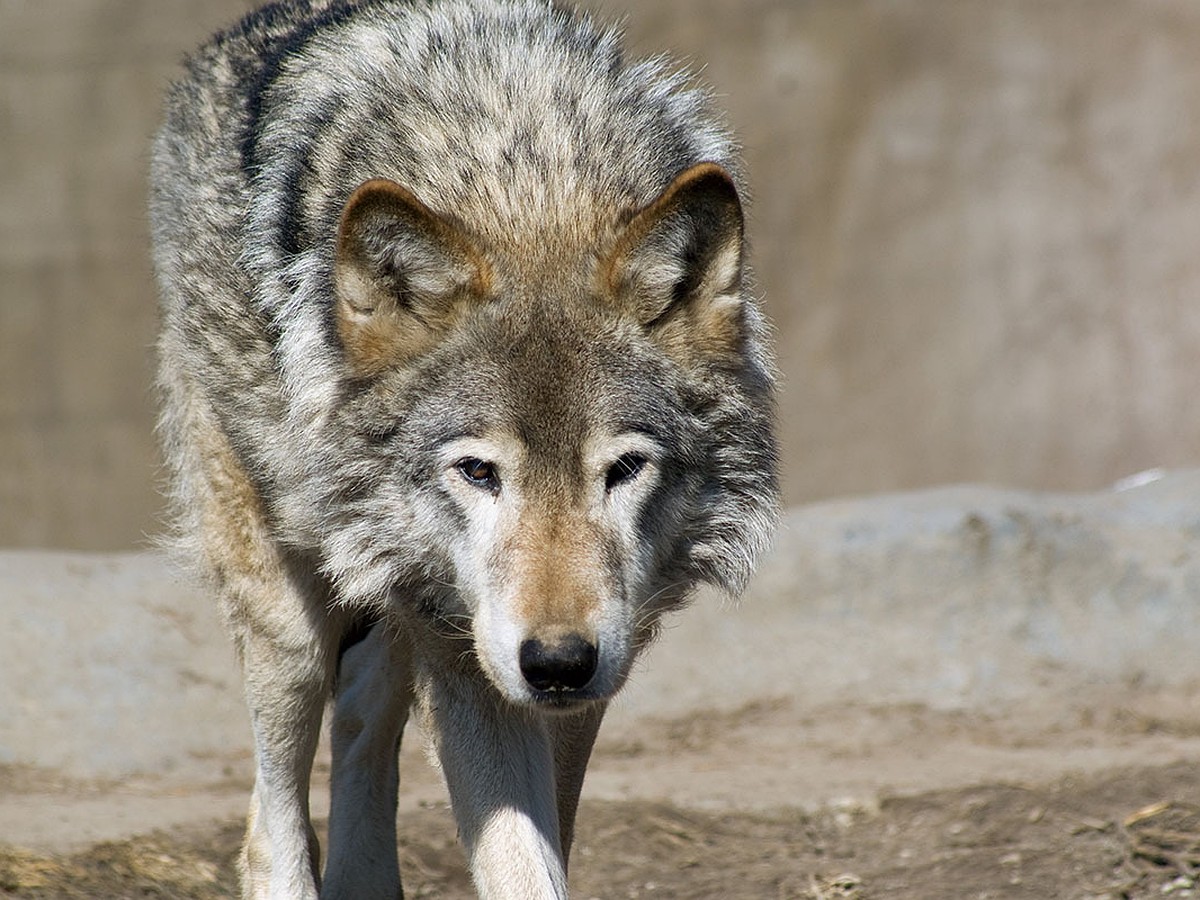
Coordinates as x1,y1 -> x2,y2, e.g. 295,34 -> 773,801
3,689 -> 1200,899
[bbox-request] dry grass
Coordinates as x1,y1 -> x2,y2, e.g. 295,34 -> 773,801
0,825 -> 240,899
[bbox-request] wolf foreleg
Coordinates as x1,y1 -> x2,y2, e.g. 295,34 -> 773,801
324,623 -> 415,900
547,703 -> 606,868
422,673 -> 568,899
238,627 -> 331,900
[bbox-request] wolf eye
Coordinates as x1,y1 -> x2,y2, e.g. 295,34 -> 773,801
605,453 -> 647,492
456,457 -> 499,492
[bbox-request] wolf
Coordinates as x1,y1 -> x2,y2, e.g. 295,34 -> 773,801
150,0 -> 778,897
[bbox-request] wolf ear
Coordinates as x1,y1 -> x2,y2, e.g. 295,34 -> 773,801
602,163 -> 746,359
334,179 -> 491,376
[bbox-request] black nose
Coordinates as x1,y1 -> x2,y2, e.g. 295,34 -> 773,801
519,634 -> 598,692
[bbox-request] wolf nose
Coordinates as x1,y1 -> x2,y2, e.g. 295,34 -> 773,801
519,634 -> 598,692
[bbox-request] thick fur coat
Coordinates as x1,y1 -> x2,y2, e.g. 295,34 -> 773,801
151,1 -> 778,897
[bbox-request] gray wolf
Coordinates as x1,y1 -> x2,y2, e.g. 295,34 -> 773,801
150,1 -> 778,896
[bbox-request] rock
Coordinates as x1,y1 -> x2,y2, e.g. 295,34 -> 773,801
5,473 -> 1200,779
0,553 -> 244,778
621,470 -> 1200,716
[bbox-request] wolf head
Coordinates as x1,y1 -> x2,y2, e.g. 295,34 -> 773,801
309,163 -> 777,707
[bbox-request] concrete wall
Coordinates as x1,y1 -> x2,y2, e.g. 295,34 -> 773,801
0,1 -> 260,548
3,0 -> 1200,550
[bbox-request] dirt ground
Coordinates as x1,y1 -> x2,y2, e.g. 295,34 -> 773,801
3,693 -> 1199,900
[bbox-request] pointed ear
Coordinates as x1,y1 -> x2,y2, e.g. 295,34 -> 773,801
334,179 -> 491,376
601,163 -> 746,359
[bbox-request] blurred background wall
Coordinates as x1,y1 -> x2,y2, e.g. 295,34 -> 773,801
2,0 -> 1199,551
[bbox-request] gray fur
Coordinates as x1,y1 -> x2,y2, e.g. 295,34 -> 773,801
151,1 -> 777,896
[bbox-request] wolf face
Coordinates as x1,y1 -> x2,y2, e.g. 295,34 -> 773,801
316,164 -> 774,708
430,365 -> 678,707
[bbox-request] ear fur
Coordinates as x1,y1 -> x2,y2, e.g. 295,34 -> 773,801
334,179 -> 491,376
601,163 -> 746,360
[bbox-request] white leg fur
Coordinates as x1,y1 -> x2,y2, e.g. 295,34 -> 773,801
421,673 -> 568,900
324,624 -> 414,900
238,628 -> 331,900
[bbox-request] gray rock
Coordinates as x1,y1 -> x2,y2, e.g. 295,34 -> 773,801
5,472 -> 1200,779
